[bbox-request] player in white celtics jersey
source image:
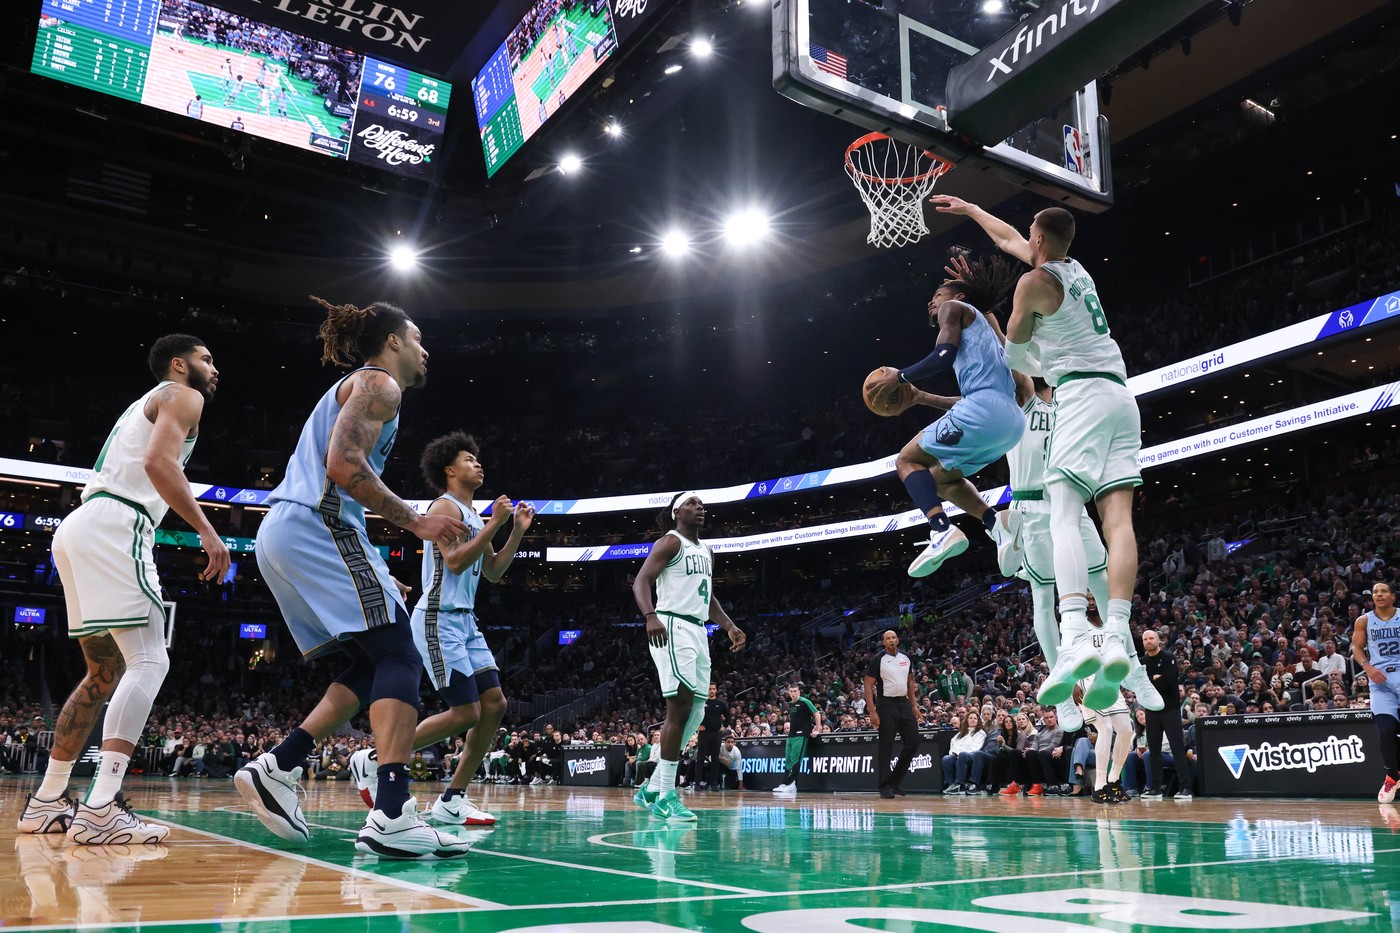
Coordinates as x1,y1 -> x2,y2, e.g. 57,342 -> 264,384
632,493 -> 746,822
934,197 -> 1141,700
18,335 -> 229,845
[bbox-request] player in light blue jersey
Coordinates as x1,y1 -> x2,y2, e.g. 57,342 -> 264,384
1354,582 -> 1400,802
867,257 -> 1027,579
236,296 -> 470,861
351,432 -> 533,827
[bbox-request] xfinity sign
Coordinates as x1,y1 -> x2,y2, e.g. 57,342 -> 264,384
947,0 -> 1212,143
1218,736 -> 1366,779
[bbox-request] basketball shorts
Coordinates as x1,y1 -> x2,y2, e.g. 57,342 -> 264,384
1017,503 -> 1107,586
256,501 -> 407,660
410,605 -> 498,694
52,494 -> 164,638
1371,672 -> 1400,719
649,615 -> 711,698
1047,377 -> 1143,500
919,390 -> 1025,478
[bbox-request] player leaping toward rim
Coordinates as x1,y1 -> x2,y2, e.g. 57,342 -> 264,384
866,257 -> 1026,579
932,195 -> 1140,701
631,493 -> 746,823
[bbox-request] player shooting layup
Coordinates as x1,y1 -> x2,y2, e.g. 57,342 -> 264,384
866,258 -> 1025,579
933,196 -> 1142,700
632,493 -> 746,823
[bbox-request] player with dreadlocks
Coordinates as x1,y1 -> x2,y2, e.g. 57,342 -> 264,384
867,255 -> 1028,578
235,296 -> 472,860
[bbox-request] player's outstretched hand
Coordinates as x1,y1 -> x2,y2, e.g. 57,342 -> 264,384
868,366 -> 901,398
929,194 -> 973,214
943,253 -> 974,283
646,614 -> 668,649
410,513 -> 468,549
391,576 -> 412,601
198,530 -> 231,583
727,626 -> 747,653
513,500 -> 536,531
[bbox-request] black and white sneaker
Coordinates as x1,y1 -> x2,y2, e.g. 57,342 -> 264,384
355,797 -> 472,860
235,753 -> 309,843
66,798 -> 168,845
17,792 -> 77,834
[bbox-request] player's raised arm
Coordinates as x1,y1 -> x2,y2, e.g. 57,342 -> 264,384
434,495 -> 506,574
327,369 -> 464,547
483,499 -> 534,582
144,383 -> 229,583
930,195 -> 1033,266
633,533 -> 682,648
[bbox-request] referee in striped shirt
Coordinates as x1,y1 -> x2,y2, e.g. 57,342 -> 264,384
865,630 -> 922,798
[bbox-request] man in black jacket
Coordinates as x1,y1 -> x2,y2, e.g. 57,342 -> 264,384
696,684 -> 729,789
1141,629 -> 1194,800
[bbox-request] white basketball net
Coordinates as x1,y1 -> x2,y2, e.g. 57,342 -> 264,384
845,133 -> 952,249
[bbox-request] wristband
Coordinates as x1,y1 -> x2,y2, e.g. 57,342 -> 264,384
645,611 -> 658,618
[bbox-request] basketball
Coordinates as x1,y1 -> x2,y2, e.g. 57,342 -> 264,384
862,367 -> 915,417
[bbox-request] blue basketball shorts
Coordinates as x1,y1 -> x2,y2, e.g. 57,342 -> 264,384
410,605 -> 498,694
919,389 -> 1025,478
256,501 -> 407,660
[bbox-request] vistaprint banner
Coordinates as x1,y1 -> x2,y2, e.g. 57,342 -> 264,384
1199,710 -> 1379,798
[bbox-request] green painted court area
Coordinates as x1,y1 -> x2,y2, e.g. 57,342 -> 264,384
527,8 -> 612,103
156,800 -> 1397,932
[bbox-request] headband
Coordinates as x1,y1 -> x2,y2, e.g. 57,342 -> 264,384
672,492 -> 701,517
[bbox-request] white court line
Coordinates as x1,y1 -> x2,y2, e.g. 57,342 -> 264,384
587,828 -> 697,854
165,809 -> 503,908
300,814 -> 763,895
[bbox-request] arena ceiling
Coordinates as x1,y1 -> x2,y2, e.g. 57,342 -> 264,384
0,0 -> 1394,309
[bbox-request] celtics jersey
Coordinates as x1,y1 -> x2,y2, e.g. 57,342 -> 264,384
86,381 -> 197,524
1032,258 -> 1128,385
1006,394 -> 1053,495
655,529 -> 713,626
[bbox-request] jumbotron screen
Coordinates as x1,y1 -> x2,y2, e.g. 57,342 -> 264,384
31,0 -> 451,181
473,0 -> 619,177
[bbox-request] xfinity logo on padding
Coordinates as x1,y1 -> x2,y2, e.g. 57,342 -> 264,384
985,0 -> 1103,81
1218,736 -> 1365,779
568,757 -> 607,777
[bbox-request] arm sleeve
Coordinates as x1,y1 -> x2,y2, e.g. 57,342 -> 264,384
898,344 -> 959,384
1003,340 -> 1044,376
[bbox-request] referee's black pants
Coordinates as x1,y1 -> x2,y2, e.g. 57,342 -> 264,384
697,730 -> 722,786
1145,708 -> 1194,793
877,697 -> 920,790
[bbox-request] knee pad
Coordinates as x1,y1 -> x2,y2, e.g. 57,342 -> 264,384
351,620 -> 423,708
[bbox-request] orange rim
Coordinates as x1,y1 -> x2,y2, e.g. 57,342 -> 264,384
844,131 -> 953,186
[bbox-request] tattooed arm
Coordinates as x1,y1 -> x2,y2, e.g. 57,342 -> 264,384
327,370 -> 465,547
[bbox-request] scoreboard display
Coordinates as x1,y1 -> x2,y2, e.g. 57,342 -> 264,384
472,0 -> 619,177
32,0 -> 451,181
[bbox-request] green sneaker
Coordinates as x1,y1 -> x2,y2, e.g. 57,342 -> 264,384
652,789 -> 697,823
633,785 -> 658,813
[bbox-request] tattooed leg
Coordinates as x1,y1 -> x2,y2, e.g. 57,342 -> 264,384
49,634 -> 126,762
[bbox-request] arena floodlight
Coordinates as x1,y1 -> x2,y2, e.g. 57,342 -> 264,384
981,0 -> 1005,13
559,152 -> 584,175
604,119 -> 623,138
660,229 -> 691,257
691,37 -> 714,60
723,208 -> 771,247
389,244 -> 418,271
664,63 -> 683,75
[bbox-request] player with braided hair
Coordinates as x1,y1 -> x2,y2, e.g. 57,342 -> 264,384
236,295 -> 472,860
867,255 -> 1027,578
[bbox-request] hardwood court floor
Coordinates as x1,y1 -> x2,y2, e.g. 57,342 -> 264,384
2,777 -> 1395,931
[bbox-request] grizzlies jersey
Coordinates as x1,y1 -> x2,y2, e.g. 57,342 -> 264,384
417,493 -> 484,614
267,367 -> 399,530
1006,394 -> 1054,494
86,381 -> 196,524
655,530 -> 713,625
955,308 -> 1017,399
1365,610 -> 1400,668
1032,258 -> 1128,385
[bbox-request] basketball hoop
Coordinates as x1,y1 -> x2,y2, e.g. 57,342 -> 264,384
844,132 -> 954,249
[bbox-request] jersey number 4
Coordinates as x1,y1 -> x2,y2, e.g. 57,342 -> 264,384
698,579 -> 710,608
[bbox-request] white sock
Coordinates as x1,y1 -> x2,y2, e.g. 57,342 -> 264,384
86,752 -> 130,808
37,758 -> 75,801
1058,609 -> 1090,655
650,758 -> 679,794
1106,601 -> 1137,660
